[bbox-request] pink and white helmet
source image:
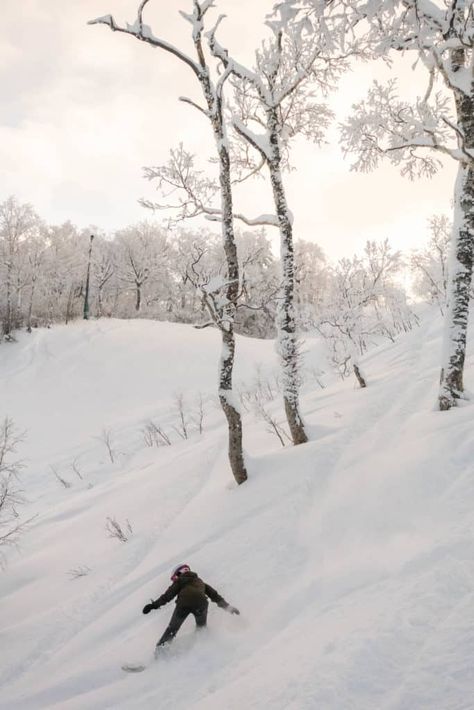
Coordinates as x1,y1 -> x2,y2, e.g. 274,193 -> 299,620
171,563 -> 190,581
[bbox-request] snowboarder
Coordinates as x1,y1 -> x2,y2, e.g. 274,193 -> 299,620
142,563 -> 240,651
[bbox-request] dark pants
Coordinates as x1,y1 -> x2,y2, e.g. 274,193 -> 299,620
156,603 -> 208,649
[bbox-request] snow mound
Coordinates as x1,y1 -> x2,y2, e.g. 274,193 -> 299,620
1,315 -> 474,709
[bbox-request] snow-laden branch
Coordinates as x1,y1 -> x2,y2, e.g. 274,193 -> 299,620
88,8 -> 203,78
207,30 -> 272,105
205,210 -> 279,227
142,144 -> 279,227
232,118 -> 273,161
179,96 -> 209,117
341,79 -> 474,178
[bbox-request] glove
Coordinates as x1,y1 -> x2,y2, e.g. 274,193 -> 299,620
142,602 -> 156,615
227,605 -> 240,615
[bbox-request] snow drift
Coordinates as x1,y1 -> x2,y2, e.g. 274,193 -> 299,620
1,315 -> 474,709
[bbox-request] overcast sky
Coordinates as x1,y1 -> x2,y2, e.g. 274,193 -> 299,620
0,0 -> 456,259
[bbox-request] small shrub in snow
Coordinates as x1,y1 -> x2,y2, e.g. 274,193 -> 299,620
67,565 -> 91,580
142,420 -> 171,447
191,392 -> 205,435
173,393 -> 189,440
50,465 -> 72,489
252,395 -> 291,448
70,456 -> 83,480
105,516 -> 133,543
97,428 -> 115,464
0,418 -> 32,560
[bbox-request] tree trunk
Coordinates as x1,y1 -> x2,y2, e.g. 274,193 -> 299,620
439,87 -> 474,410
209,85 -> 247,484
4,261 -> 13,338
135,283 -> 141,312
439,163 -> 474,409
219,327 -> 247,484
26,274 -> 37,333
97,287 -> 103,318
267,111 -> 307,445
83,234 -> 94,320
353,362 -> 367,388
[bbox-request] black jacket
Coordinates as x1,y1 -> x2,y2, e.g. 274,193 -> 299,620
152,571 -> 228,612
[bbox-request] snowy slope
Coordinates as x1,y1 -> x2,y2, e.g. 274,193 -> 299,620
1,316 -> 474,710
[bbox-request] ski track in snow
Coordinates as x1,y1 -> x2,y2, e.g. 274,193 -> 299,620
1,315 -> 474,709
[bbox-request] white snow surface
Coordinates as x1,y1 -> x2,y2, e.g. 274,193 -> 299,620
1,315 -> 474,709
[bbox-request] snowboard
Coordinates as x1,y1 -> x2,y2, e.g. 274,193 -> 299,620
122,630 -> 203,671
122,663 -> 147,673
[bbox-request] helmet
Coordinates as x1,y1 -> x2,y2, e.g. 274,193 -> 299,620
171,563 -> 190,581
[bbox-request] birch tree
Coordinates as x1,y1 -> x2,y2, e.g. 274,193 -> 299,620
208,24 -> 339,444
89,0 -> 248,483
334,0 -> 474,411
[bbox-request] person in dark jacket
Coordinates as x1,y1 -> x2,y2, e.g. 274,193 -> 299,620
142,563 -> 240,651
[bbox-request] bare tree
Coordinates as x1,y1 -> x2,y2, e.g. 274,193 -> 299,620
142,419 -> 172,447
90,0 -> 248,483
96,428 -> 115,464
0,418 -> 30,559
50,465 -> 72,489
105,516 -> 133,543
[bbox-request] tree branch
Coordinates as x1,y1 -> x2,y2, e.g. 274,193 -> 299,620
88,9 -> 203,78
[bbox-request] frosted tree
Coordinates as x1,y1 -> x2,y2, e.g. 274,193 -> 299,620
115,223 -> 167,314
317,240 -> 405,387
0,197 -> 40,339
234,229 -> 280,338
294,239 -> 328,326
91,236 -> 116,318
334,0 -> 474,410
411,215 -> 450,314
24,222 -> 48,333
41,222 -> 86,325
208,23 -> 339,444
89,0 -> 248,483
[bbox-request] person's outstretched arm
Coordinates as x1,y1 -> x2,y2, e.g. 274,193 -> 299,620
205,583 -> 240,614
143,581 -> 180,614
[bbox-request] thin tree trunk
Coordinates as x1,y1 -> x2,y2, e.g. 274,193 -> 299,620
135,283 -> 141,312
353,362 -> 367,388
268,112 -> 307,445
439,83 -> 474,410
97,287 -> 103,318
211,98 -> 247,485
26,274 -> 37,333
4,262 -> 13,338
83,234 -> 94,320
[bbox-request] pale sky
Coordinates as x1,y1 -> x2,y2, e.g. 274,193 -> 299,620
0,0 -> 456,259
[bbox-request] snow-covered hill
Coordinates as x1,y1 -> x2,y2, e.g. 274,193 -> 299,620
1,316 -> 474,709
